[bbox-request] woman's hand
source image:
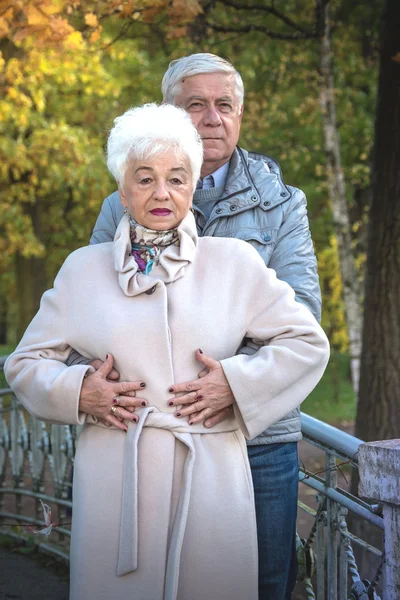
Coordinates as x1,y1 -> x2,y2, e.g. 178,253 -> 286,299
167,350 -> 235,426
79,354 -> 147,431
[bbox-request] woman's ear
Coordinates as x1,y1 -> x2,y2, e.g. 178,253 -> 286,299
118,184 -> 126,207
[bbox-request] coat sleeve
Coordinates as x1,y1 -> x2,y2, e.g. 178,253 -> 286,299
220,253 -> 329,440
4,257 -> 93,425
269,187 -> 322,322
89,191 -> 124,244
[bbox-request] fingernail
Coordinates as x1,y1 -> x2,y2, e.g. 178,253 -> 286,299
141,401 -> 146,407
188,421 -> 193,426
168,387 -> 174,393
176,412 -> 181,417
133,416 -> 138,422
196,394 -> 203,400
113,398 -> 118,404
168,401 -> 174,407
106,354 -> 109,359
199,348 -> 203,354
124,427 -> 128,432
140,382 -> 146,388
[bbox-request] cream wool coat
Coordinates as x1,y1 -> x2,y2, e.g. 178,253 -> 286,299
5,212 -> 329,600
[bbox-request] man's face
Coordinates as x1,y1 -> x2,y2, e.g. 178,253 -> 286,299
173,72 -> 243,178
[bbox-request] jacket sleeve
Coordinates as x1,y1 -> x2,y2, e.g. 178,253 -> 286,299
4,258 -> 93,425
269,187 -> 322,322
220,252 -> 329,440
89,191 -> 123,245
64,191 -> 124,367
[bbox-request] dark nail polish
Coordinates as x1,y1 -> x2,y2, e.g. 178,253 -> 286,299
106,354 -> 109,359
113,398 -> 118,404
176,412 -> 181,417
188,421 -> 193,426
140,383 -> 146,388
199,348 -> 203,354
141,401 -> 146,407
168,401 -> 174,407
168,388 -> 174,393
133,416 -> 138,422
196,395 -> 203,400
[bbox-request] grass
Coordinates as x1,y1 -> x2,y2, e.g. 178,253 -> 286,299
0,345 -> 356,425
301,351 -> 356,425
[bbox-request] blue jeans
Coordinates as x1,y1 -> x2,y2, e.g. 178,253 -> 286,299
247,442 -> 299,600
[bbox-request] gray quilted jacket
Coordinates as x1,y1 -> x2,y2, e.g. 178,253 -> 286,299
88,147 -> 322,444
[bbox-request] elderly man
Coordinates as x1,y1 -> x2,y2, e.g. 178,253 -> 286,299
70,53 -> 321,599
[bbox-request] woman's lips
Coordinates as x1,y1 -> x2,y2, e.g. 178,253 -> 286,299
150,209 -> 172,215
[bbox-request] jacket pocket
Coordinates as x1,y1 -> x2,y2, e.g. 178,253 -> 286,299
235,229 -> 278,265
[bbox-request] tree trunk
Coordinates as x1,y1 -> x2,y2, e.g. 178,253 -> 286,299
319,4 -> 363,394
355,0 -> 400,443
15,202 -> 47,340
349,0 -> 400,584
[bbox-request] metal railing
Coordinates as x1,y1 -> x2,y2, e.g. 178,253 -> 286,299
0,356 -> 384,598
297,414 -> 383,599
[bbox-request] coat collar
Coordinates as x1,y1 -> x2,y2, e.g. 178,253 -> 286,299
113,212 -> 198,297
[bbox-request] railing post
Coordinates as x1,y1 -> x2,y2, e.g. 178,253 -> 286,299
358,439 -> 400,600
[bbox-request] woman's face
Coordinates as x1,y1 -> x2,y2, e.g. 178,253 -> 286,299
119,149 -> 194,230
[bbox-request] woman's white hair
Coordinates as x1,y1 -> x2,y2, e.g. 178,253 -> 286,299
106,103 -> 203,188
162,53 -> 244,107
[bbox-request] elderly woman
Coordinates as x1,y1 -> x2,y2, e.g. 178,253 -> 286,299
5,103 -> 329,600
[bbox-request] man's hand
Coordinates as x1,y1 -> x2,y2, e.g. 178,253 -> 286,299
90,358 -> 120,380
167,349 -> 235,427
80,354 -> 147,431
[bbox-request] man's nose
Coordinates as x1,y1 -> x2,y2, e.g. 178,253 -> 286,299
203,106 -> 222,126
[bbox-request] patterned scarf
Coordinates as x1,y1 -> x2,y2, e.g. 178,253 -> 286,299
129,215 -> 180,274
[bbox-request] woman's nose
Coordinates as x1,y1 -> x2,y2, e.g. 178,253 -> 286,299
153,182 -> 169,200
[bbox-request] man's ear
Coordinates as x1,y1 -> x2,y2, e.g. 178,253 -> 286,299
239,103 -> 244,122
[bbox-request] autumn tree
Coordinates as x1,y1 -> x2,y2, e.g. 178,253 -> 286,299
355,0 -> 400,442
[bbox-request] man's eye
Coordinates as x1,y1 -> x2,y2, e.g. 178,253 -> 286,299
171,178 -> 183,185
188,102 -> 202,109
220,103 -> 233,111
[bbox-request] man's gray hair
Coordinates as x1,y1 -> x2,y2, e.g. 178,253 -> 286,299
106,103 -> 203,188
162,53 -> 244,106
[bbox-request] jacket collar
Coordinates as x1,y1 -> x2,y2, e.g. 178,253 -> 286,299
113,212 -> 198,297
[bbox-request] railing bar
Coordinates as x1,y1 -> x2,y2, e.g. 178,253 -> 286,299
299,470 -> 376,513
0,512 -> 71,537
301,413 -> 363,458
316,509 -> 325,599
340,529 -> 382,557
298,474 -> 384,530
297,500 -> 318,517
0,488 -> 72,508
301,436 -> 358,465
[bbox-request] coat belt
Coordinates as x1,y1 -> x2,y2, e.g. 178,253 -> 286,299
112,406 -> 239,600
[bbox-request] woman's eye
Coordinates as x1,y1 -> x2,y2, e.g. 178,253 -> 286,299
139,178 -> 152,184
171,178 -> 183,185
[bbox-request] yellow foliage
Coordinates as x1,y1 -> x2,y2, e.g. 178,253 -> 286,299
318,236 -> 349,352
85,12 -> 99,27
0,16 -> 10,37
89,27 -> 102,43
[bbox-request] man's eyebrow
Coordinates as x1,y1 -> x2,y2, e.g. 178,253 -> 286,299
185,95 -> 234,103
